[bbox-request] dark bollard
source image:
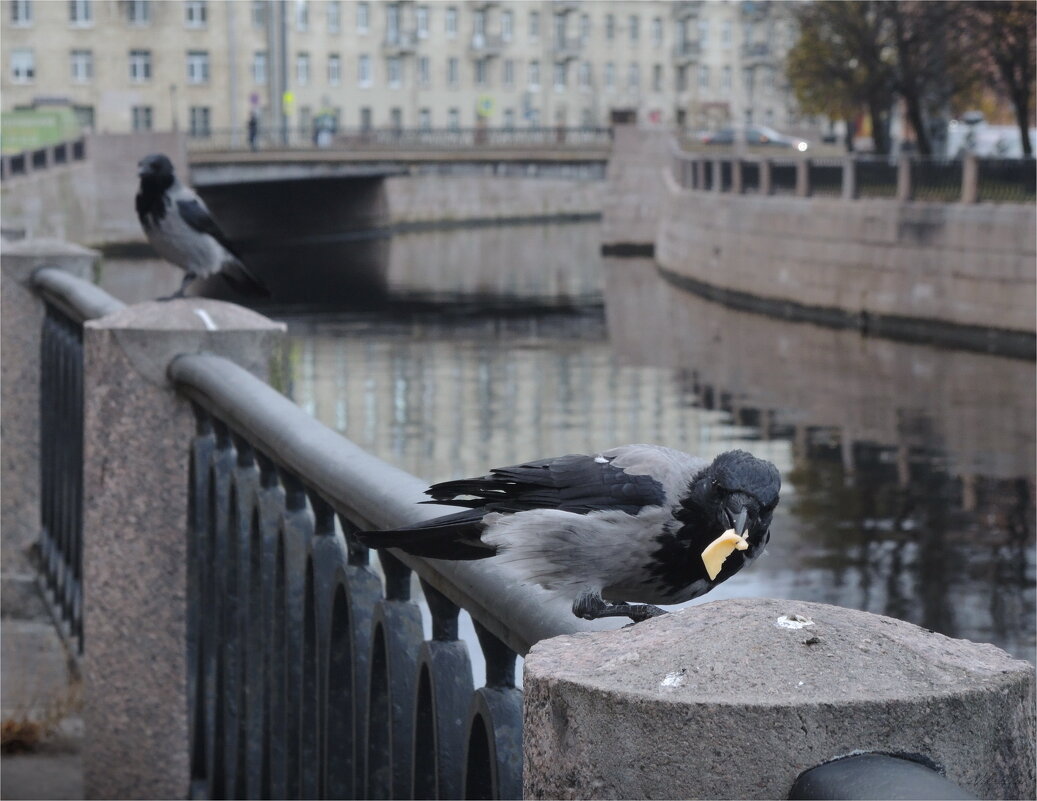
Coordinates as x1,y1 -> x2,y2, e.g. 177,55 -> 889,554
789,753 -> 977,800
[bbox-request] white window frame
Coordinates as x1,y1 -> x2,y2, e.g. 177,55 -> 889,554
252,51 -> 267,84
70,49 -> 93,82
604,61 -> 614,90
356,1 -> 369,33
295,0 -> 308,32
474,57 -> 487,86
10,48 -> 34,82
327,0 -> 340,32
578,61 -> 590,89
629,14 -> 638,43
358,53 -> 372,87
11,0 -> 32,26
184,0 -> 206,28
447,107 -> 460,131
417,55 -> 430,86
328,53 -> 341,85
129,49 -> 152,82
445,6 -> 457,37
127,0 -> 150,25
251,1 -> 265,27
419,108 -> 431,130
652,63 -> 662,92
651,17 -> 662,47
69,0 -> 92,26
447,56 -> 459,86
132,105 -> 153,131
416,5 -> 428,38
502,58 -> 514,87
187,50 -> 210,84
296,52 -> 310,85
721,20 -> 732,48
387,56 -> 402,88
553,61 -> 566,92
501,9 -> 512,41
699,64 -> 710,89
721,65 -> 731,90
528,59 -> 540,90
189,106 -> 211,137
628,62 -> 639,90
528,10 -> 539,40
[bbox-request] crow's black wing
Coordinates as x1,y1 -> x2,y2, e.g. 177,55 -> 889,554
176,197 -> 242,259
425,452 -> 667,516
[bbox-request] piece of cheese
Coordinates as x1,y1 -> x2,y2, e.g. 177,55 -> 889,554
701,528 -> 749,580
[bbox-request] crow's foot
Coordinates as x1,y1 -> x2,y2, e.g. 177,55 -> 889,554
572,592 -> 667,624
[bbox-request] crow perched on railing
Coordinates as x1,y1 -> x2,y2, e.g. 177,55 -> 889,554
135,153 -> 269,300
358,445 -> 780,622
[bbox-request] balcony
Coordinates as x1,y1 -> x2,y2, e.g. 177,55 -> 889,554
672,1 -> 703,20
469,33 -> 506,57
552,36 -> 582,61
672,40 -> 701,65
383,30 -> 419,55
741,41 -> 772,66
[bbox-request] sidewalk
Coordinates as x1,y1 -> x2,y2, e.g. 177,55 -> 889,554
1,573 -> 83,800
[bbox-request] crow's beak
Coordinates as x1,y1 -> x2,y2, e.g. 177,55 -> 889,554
732,507 -> 749,537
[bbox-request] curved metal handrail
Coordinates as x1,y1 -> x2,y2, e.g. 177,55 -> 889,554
31,266 -> 126,324
169,350 -> 620,656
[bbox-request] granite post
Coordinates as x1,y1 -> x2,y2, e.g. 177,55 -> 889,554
1,239 -> 98,576
524,598 -> 1036,800
80,299 -> 285,799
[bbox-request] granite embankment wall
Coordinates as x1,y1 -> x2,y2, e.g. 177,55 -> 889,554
603,126 -> 1036,350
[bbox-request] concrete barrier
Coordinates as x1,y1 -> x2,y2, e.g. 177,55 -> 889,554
523,597 -> 1036,800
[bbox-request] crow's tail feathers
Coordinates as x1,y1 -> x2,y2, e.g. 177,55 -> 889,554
220,260 -> 271,298
355,509 -> 496,561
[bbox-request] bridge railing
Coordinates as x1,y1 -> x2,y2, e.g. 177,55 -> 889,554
670,141 -> 1037,203
1,137 -> 88,182
187,125 -> 613,153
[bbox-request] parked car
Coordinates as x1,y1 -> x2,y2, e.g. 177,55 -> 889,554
698,125 -> 809,152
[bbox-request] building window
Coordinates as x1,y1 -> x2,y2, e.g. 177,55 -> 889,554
553,61 -> 566,91
419,108 -> 431,130
503,108 -> 514,129
629,14 -> 638,42
502,58 -> 514,87
390,107 -> 402,131
445,6 -> 456,36
189,106 -> 211,137
652,17 -> 662,46
356,1 -> 368,33
296,52 -> 310,85
252,51 -> 267,84
698,19 -> 708,47
473,8 -> 486,38
386,3 -> 399,40
11,0 -> 32,26
676,64 -> 687,92
184,0 -> 206,27
605,14 -> 614,40
474,58 -> 488,86
652,63 -> 662,92
70,49 -> 92,82
721,65 -> 731,90
447,107 -> 459,130
628,62 -> 639,90
132,105 -> 153,131
528,10 -> 539,40
358,53 -> 372,86
698,64 -> 709,89
721,20 -> 732,48
527,108 -> 540,127
127,0 -> 149,24
251,1 -> 265,27
360,106 -> 371,130
10,48 -> 34,82
578,61 -> 590,89
387,56 -> 402,87
69,0 -> 92,25
553,13 -> 565,48
417,55 -> 430,85
327,53 -> 341,84
501,9 -> 512,41
579,13 -> 590,42
295,0 -> 308,31
129,49 -> 151,81
528,59 -> 539,90
416,5 -> 428,37
327,0 -> 340,32
604,61 -> 614,90
187,50 -> 210,84
447,56 -> 459,86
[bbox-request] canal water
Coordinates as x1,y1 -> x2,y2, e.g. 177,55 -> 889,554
102,221 -> 1036,663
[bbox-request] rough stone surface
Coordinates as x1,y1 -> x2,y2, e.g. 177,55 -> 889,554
1,240 -> 98,573
601,125 -> 672,248
81,300 -> 284,799
523,597 -> 1036,800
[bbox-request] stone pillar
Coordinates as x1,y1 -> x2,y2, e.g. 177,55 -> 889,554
0,239 -> 98,575
759,159 -> 773,195
796,158 -> 810,197
961,153 -> 979,203
731,159 -> 743,194
841,156 -> 857,200
524,598 -> 1035,800
897,156 -> 913,202
81,300 -> 285,800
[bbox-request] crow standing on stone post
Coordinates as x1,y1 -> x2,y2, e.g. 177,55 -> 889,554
135,153 -> 269,300
358,445 -> 780,622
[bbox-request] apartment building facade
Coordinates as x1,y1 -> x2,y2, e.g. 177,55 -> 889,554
2,0 -> 803,139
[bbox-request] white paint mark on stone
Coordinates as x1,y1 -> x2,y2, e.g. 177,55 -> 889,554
776,614 -> 815,630
594,455 -> 608,464
660,669 -> 687,688
194,308 -> 218,331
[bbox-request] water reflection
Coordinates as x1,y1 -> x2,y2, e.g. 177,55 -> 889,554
281,224 -> 1034,662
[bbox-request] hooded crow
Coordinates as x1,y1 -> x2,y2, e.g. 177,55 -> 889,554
357,445 -> 780,622
135,153 -> 269,299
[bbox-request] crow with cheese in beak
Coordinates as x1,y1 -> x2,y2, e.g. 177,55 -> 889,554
357,446 -> 780,622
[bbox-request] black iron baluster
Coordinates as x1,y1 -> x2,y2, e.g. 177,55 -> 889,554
412,580 -> 475,800
366,551 -> 424,799
188,408 -> 215,799
463,623 -> 522,801
39,308 -> 57,608
280,470 -> 315,799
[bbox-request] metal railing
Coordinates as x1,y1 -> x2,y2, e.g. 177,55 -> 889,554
32,267 -> 126,654
186,125 -> 613,154
169,352 -> 608,799
1,136 -> 88,182
671,142 -> 1036,203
